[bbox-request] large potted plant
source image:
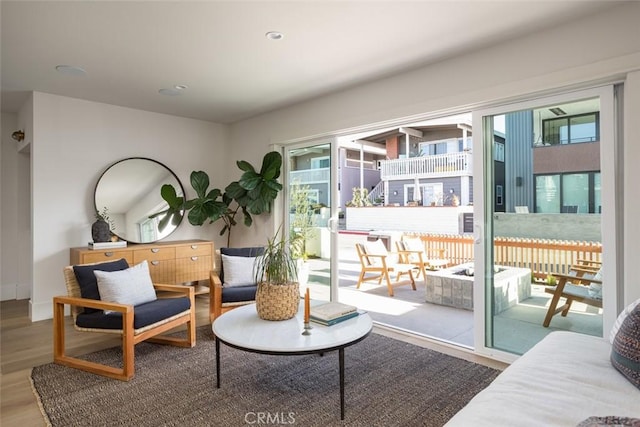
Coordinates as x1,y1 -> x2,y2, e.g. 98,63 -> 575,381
152,151 -> 283,246
253,229 -> 300,321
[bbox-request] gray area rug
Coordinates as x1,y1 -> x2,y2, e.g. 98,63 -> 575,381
31,327 -> 499,426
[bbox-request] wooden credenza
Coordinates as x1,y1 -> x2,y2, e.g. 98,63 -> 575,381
70,239 -> 213,295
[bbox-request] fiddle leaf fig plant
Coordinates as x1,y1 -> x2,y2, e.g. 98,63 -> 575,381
151,151 -> 283,246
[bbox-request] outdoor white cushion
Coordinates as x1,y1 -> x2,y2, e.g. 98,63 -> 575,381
94,260 -> 157,313
403,237 -> 424,262
221,254 -> 258,287
588,268 -> 603,299
365,239 -> 394,265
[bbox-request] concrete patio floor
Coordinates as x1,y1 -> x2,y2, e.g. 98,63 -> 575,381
304,231 -> 603,355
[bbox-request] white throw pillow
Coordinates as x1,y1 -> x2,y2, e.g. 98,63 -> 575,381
610,297 -> 640,344
222,254 -> 258,287
94,260 -> 157,313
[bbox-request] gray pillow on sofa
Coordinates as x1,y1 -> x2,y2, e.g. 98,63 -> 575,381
611,304 -> 640,390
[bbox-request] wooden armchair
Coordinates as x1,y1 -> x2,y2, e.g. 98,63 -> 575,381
209,247 -> 264,323
542,262 -> 602,327
355,240 -> 416,297
396,236 -> 449,279
54,260 -> 196,381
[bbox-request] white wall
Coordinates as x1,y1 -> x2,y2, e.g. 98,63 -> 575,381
230,3 -> 640,305
1,112 -> 31,301
28,93 -> 229,320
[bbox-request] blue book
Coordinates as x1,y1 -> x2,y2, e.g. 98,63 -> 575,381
310,311 -> 359,326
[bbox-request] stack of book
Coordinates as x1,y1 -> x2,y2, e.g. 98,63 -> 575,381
310,301 -> 359,326
88,241 -> 127,250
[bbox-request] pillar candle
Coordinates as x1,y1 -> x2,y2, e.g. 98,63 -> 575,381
304,288 -> 310,324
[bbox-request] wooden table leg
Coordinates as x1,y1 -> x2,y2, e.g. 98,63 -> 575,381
339,348 -> 345,420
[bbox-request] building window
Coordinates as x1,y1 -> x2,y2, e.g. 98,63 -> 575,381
494,141 -> 505,162
496,185 -> 503,205
535,172 -> 600,213
310,156 -> 330,169
542,112 -> 599,145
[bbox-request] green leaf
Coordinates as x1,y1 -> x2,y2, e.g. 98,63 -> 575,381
236,160 -> 255,173
264,180 -> 283,192
242,207 -> 253,227
190,171 -> 210,198
239,172 -> 261,191
160,184 -> 179,207
206,188 -> 222,200
225,181 -> 247,200
260,151 -> 282,180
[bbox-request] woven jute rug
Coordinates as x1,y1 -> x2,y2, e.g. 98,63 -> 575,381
31,326 -> 499,426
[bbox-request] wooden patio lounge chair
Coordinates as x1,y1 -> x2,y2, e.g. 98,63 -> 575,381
396,236 -> 449,279
54,259 -> 196,381
355,240 -> 416,297
542,262 -> 602,327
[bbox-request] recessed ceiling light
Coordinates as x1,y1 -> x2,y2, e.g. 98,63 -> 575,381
265,31 -> 284,40
55,65 -> 87,76
174,84 -> 188,90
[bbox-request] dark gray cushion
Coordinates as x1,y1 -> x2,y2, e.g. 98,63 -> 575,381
219,247 -> 263,282
221,284 -> 257,304
75,297 -> 191,330
73,258 -> 129,314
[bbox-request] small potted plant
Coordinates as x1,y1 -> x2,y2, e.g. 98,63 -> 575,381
254,229 -> 300,321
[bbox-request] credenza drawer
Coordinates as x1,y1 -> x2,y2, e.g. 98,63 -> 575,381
175,243 -> 212,258
133,247 -> 176,263
80,250 -> 134,265
146,259 -> 176,284
175,255 -> 212,283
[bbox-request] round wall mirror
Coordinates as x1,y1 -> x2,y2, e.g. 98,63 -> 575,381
94,157 -> 184,243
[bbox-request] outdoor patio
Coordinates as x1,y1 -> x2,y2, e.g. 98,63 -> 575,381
305,232 -> 603,355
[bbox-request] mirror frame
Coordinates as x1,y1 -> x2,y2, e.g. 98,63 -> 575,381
94,157 -> 184,244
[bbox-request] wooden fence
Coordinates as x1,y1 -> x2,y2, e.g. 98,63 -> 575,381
407,233 -> 602,280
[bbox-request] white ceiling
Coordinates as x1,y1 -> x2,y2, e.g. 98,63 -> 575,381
1,1 -> 619,124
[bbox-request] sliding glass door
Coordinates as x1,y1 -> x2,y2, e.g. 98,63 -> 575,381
284,141 -> 339,302
473,86 -> 619,357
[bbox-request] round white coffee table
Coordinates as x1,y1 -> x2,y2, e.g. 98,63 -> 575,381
212,301 -> 372,420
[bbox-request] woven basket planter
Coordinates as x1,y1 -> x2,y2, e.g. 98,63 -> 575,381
255,281 -> 300,321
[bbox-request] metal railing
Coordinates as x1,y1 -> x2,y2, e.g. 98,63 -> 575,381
367,182 -> 385,204
289,167 -> 330,184
380,152 -> 472,180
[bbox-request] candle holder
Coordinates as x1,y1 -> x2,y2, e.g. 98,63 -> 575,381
302,321 -> 312,335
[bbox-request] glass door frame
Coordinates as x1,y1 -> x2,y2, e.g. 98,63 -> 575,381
280,138 -> 340,302
471,85 -> 620,361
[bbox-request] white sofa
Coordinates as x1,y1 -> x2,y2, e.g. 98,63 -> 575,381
446,331 -> 640,426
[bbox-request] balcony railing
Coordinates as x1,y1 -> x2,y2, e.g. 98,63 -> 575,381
290,167 -> 330,184
380,152 -> 472,180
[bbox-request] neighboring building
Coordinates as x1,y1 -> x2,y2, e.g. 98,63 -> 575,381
291,100 -> 600,217
503,98 -> 601,214
353,115 -> 474,208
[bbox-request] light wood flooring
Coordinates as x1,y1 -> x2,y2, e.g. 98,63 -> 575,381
1,297 -> 506,426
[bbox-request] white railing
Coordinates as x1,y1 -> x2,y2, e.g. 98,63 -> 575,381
289,168 -> 330,184
367,182 -> 385,204
380,152 -> 472,180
